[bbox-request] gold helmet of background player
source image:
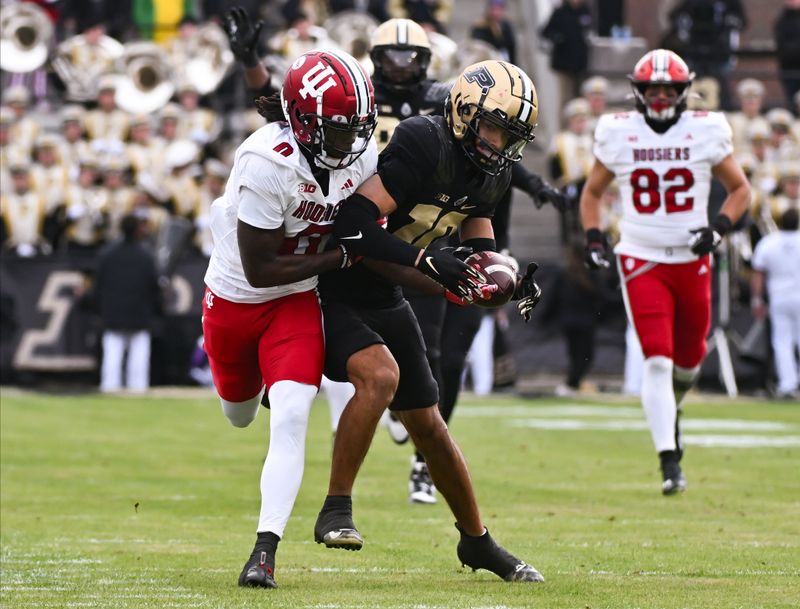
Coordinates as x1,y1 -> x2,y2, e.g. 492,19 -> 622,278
446,60 -> 538,175
369,18 -> 431,91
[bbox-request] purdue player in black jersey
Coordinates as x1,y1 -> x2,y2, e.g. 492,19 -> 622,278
313,60 -> 545,583
370,18 -> 567,505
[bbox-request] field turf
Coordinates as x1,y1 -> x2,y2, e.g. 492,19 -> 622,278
1,388 -> 798,609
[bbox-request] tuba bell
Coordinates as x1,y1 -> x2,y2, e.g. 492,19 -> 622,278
172,23 -> 235,96
0,2 -> 53,73
114,41 -> 175,114
52,31 -> 124,102
323,11 -> 379,67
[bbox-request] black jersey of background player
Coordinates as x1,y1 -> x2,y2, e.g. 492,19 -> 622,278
373,79 -> 451,151
319,114 -> 512,308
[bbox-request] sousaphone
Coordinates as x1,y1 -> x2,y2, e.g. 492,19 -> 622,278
0,2 -> 53,73
114,41 -> 175,114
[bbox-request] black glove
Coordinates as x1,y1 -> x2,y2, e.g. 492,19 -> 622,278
584,228 -> 610,269
513,262 -> 542,322
416,248 -> 486,301
224,6 -> 263,68
439,245 -> 474,261
688,215 -> 732,256
527,175 -> 568,212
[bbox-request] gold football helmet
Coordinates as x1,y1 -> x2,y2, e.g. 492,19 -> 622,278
369,18 -> 431,91
446,60 -> 538,175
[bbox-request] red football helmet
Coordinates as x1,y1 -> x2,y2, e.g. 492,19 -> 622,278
281,50 -> 377,169
629,49 -> 695,123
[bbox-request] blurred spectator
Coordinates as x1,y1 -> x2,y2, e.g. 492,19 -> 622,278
0,156 -> 51,257
388,0 -> 453,34
751,208 -> 800,399
269,13 -> 336,58
52,22 -> 124,104
91,213 -> 162,393
84,75 -> 129,144
58,105 -> 91,179
727,78 -> 765,152
765,108 -> 799,161
282,0 -> 389,24
549,97 -> 594,242
161,139 -> 202,218
30,134 -> 69,213
469,0 -> 516,64
775,0 -> 800,109
665,0 -> 746,110
580,76 -> 611,134
126,113 -> 162,180
176,81 -> 222,148
540,0 -> 592,107
5,85 -> 41,155
156,103 -> 183,145
539,243 -> 607,397
100,156 -> 137,240
0,107 -> 17,194
64,155 -> 108,252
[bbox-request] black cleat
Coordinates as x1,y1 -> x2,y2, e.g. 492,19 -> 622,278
456,525 -> 544,583
314,504 -> 363,550
660,451 -> 687,495
238,549 -> 277,589
408,458 -> 437,504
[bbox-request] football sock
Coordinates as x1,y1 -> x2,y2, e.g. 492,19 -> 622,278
673,364 -> 700,407
320,377 -> 354,433
221,387 -> 264,428
253,531 -> 280,553
641,356 -> 678,454
321,494 -> 352,513
257,381 -> 316,536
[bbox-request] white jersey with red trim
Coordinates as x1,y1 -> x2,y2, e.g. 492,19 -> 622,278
594,110 -> 733,263
204,122 -> 378,303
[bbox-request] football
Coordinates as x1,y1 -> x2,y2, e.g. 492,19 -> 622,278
464,251 -> 519,308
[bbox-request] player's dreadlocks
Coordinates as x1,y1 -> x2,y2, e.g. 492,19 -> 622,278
255,93 -> 284,123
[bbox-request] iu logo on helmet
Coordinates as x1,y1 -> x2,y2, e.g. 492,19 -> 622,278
299,63 -> 337,100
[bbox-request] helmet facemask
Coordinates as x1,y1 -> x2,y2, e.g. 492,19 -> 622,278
632,82 -> 690,123
456,102 -> 534,176
371,46 -> 431,91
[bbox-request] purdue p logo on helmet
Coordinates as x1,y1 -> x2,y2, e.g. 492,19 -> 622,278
446,60 -> 538,174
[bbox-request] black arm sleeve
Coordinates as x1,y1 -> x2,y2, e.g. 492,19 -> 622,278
511,162 -> 543,192
333,193 -> 421,266
461,237 -> 496,252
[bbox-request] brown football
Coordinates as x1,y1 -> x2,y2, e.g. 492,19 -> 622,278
464,251 -> 518,308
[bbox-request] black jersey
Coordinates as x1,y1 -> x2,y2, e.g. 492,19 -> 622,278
373,80 -> 451,151
319,115 -> 512,307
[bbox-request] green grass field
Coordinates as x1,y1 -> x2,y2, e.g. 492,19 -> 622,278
1,388 -> 799,609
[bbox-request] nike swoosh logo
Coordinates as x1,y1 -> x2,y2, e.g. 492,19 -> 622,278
424,256 -> 438,275
461,204 -> 478,210
341,232 -> 363,240
419,108 -> 435,115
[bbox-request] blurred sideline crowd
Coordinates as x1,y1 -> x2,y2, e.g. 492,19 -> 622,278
1,0 -> 799,397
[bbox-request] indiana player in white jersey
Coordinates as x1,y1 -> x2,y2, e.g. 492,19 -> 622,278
580,49 -> 751,495
202,49 -> 378,588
